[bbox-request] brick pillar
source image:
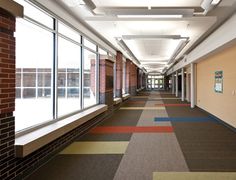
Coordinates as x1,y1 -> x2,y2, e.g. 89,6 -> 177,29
129,62 -> 137,95
99,57 -> 114,111
0,7 -> 16,180
115,51 -> 123,98
125,59 -> 131,94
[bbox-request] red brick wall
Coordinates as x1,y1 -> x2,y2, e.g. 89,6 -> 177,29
115,51 -> 123,97
99,58 -> 114,110
129,61 -> 137,95
125,59 -> 131,93
0,8 -> 15,114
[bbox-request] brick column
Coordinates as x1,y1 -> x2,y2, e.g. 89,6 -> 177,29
130,62 -> 137,95
115,51 -> 123,98
0,6 -> 17,180
99,56 -> 114,111
125,59 -> 131,94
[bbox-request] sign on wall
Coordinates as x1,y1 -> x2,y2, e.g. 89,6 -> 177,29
214,71 -> 223,93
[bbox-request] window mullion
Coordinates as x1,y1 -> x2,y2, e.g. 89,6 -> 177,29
53,19 -> 58,119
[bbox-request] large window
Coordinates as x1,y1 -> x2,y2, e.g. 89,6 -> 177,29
83,49 -> 97,108
15,18 -> 54,131
58,37 -> 81,117
14,1 -> 100,132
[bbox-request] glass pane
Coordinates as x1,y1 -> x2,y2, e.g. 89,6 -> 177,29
38,72 -> 51,87
16,72 -> 21,87
14,0 -> 53,28
83,49 -> 97,108
58,21 -> 81,43
98,48 -> 107,55
84,38 -> 96,51
58,37 -> 81,117
23,73 -> 36,87
14,19 -> 53,131
38,88 -> 51,98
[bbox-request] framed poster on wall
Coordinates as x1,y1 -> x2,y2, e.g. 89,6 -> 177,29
214,71 -> 223,93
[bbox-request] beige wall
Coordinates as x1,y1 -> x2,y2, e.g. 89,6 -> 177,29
197,44 -> 236,128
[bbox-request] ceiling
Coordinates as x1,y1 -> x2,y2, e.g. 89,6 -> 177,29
56,0 -> 236,73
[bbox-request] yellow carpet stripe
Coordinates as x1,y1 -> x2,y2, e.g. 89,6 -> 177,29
153,172 -> 236,180
120,107 -> 165,110
60,141 -> 129,154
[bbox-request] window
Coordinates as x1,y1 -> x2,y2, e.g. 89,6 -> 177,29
58,37 -> 81,117
83,49 -> 97,108
14,0 -> 100,133
58,21 -> 81,43
15,0 -> 53,28
98,48 -> 107,55
14,18 -> 54,131
84,38 -> 96,51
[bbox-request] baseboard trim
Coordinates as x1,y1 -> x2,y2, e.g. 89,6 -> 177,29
197,106 -> 236,132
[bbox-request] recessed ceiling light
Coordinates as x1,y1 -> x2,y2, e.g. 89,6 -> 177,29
62,0 -> 85,7
117,15 -> 183,18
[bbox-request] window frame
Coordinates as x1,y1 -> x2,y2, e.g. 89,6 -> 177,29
15,0 -> 103,136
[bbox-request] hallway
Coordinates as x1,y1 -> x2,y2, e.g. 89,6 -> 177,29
26,91 -> 236,180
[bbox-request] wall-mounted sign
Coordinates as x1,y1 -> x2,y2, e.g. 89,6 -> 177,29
214,71 -> 223,93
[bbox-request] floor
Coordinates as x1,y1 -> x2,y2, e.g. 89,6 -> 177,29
26,91 -> 236,180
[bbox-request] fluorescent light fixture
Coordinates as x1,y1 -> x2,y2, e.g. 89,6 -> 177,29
122,35 -> 188,40
117,15 -> 183,18
211,0 -> 221,5
62,0 -> 85,7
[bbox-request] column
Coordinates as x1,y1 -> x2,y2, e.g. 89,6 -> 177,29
130,62 -> 137,95
115,51 -> 123,98
99,57 -> 114,111
125,59 -> 131,94
0,2 -> 23,179
190,63 -> 195,108
172,74 -> 175,94
175,71 -> 178,97
181,68 -> 185,101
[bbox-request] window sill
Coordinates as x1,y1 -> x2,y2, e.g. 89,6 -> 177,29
113,97 -> 122,105
15,104 -> 108,158
122,93 -> 130,100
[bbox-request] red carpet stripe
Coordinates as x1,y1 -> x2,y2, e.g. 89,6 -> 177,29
90,126 -> 173,133
155,104 -> 190,107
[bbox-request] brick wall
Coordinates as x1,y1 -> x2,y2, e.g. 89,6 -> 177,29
0,7 -> 16,180
125,59 -> 131,94
129,62 -> 137,95
0,8 -> 15,115
99,58 -> 114,111
115,51 -> 123,98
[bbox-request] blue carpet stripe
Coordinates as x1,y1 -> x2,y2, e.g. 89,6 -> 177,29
154,117 -> 215,122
